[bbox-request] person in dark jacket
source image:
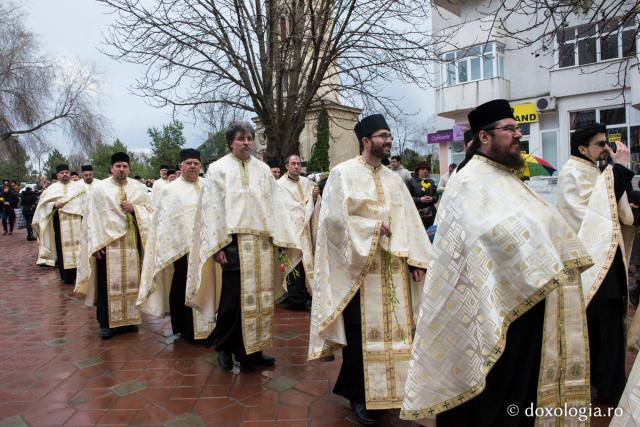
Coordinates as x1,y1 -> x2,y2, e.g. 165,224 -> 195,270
1,181 -> 18,235
20,186 -> 39,241
406,160 -> 438,228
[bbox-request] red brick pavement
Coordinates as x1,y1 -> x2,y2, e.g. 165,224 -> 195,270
0,228 -> 633,426
0,229 -> 415,426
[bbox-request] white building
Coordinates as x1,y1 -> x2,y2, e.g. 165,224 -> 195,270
430,0 -> 640,175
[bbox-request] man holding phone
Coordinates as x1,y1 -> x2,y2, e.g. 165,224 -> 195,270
556,122 -> 635,405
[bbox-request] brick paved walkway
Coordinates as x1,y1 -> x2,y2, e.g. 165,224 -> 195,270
0,227 -> 632,426
0,228 -> 415,427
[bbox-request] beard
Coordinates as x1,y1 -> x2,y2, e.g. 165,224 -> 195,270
370,141 -> 391,160
488,142 -> 524,170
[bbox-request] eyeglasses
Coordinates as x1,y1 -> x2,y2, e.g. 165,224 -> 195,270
592,140 -> 607,147
484,125 -> 522,134
370,132 -> 394,141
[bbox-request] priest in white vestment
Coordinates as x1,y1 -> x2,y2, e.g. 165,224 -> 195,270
556,122 -> 636,406
151,164 -> 170,205
308,114 -> 431,425
611,353 -> 640,427
137,149 -> 213,341
32,164 -> 86,284
277,154 -> 320,312
401,100 -> 593,427
80,165 -> 101,192
75,152 -> 153,339
185,122 -> 299,370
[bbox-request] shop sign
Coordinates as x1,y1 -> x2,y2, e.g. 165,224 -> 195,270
512,103 -> 539,124
427,129 -> 454,144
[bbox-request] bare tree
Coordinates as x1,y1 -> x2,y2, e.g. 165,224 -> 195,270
0,2 -> 107,149
198,103 -> 246,135
25,137 -> 53,177
67,152 -> 90,174
98,0 -> 440,163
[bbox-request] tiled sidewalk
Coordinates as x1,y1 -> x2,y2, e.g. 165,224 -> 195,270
0,229 -> 414,426
0,228 -> 632,426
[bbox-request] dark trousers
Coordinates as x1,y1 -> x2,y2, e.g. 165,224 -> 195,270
169,255 -> 195,340
333,291 -> 366,404
22,211 -> 34,238
1,209 -> 15,233
281,262 -> 312,309
587,297 -> 626,404
96,255 -> 109,328
436,300 -> 545,427
204,270 -> 264,364
53,211 -> 76,285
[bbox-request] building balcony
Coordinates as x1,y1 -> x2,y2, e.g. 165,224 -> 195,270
436,77 -> 510,119
432,0 -> 462,16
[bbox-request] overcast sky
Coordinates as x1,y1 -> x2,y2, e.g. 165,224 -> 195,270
25,0 -> 434,155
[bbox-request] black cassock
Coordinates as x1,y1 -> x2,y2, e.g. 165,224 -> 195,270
587,163 -> 634,405
52,210 -> 77,285
436,300 -> 545,427
204,235 -> 265,365
169,255 -> 196,341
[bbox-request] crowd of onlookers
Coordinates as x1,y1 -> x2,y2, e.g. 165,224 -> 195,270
1,179 -> 40,239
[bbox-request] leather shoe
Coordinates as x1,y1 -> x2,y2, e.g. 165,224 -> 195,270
122,325 -> 138,333
100,327 -> 113,339
255,354 -> 276,366
217,350 -> 233,371
240,353 -> 276,369
350,401 -> 381,425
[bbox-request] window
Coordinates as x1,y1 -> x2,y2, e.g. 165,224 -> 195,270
541,130 -> 559,171
449,141 -> 466,166
600,107 -> 626,126
570,107 -> 626,129
441,42 -> 505,87
557,18 -> 637,68
570,110 -> 596,130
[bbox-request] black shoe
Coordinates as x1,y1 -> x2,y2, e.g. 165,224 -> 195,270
350,402 -> 381,426
100,327 -> 113,339
255,354 -> 276,366
217,350 -> 233,371
121,325 -> 138,333
27,236 -> 36,241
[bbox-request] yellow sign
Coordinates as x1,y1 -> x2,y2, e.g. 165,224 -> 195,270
608,133 -> 622,142
512,103 -> 539,124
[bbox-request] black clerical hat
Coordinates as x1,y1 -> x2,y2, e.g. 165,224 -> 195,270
167,169 -> 176,175
468,99 -> 515,134
354,114 -> 390,142
160,164 -> 170,170
81,165 -> 93,172
110,151 -> 130,165
70,171 -> 79,177
266,159 -> 279,169
134,175 -> 142,180
55,164 -> 69,173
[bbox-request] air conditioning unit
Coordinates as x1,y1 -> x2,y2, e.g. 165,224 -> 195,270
536,96 -> 557,112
